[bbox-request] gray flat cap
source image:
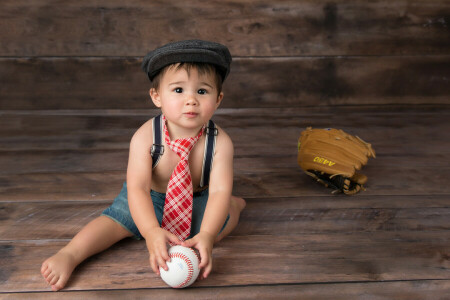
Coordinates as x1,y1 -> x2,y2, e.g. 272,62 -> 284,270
141,40 -> 232,82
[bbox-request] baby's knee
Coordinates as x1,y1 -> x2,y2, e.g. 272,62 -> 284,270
230,196 -> 246,213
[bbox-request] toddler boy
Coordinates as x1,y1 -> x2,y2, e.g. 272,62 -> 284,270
41,40 -> 246,291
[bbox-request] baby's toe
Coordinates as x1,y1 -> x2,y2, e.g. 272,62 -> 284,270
52,276 -> 67,291
49,274 -> 60,286
41,262 -> 52,277
40,263 -> 47,275
45,272 -> 55,284
42,268 -> 49,278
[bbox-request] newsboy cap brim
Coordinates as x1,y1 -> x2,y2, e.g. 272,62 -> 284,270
141,40 -> 232,82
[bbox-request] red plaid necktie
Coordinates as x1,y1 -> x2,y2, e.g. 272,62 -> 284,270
161,116 -> 204,242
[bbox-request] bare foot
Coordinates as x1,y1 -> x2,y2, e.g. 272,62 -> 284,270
41,249 -> 78,291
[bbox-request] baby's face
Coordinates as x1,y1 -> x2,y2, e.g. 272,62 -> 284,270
151,65 -> 223,131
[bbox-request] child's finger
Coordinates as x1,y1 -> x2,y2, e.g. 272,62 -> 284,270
160,245 -> 170,262
181,238 -> 195,248
156,242 -> 171,270
168,233 -> 182,245
156,251 -> 169,271
198,248 -> 209,269
197,268 -> 205,280
202,261 -> 212,279
149,255 -> 159,275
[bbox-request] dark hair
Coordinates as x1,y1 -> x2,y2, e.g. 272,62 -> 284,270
151,62 -> 223,95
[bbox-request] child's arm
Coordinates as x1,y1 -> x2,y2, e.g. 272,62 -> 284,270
127,121 -> 180,275
182,127 -> 234,279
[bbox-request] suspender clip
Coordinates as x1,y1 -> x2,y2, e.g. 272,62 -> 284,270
151,144 -> 164,156
206,126 -> 218,136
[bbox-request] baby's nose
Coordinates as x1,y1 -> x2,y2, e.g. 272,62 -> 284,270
185,94 -> 199,105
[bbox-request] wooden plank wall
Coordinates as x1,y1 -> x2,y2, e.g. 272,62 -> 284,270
1,0 -> 449,299
1,0 -> 449,109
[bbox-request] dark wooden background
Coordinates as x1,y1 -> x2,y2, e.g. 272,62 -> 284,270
1,0 -> 449,299
1,0 -> 449,110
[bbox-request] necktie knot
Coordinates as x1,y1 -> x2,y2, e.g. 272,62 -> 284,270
163,117 -> 204,160
166,138 -> 196,161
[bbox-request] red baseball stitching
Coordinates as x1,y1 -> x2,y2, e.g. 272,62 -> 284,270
169,251 -> 195,288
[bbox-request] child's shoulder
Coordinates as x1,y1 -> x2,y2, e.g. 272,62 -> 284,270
130,118 -> 154,148
214,124 -> 233,152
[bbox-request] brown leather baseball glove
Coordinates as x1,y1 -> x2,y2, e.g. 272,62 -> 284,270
297,127 -> 376,195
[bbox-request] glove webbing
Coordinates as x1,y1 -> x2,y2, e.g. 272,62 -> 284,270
305,170 -> 362,195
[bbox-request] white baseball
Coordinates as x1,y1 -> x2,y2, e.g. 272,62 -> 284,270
159,245 -> 200,288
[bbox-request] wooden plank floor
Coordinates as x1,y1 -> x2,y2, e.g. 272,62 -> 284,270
0,105 -> 449,299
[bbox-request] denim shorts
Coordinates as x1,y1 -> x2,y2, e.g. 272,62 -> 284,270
102,182 -> 229,240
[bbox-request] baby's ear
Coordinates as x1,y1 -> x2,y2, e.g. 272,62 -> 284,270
215,92 -> 224,108
149,88 -> 161,107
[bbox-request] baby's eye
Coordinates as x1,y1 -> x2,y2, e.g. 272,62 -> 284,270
197,89 -> 207,95
174,88 -> 183,93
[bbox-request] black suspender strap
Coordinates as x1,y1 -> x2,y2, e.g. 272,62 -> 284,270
150,114 -> 164,169
200,120 -> 218,187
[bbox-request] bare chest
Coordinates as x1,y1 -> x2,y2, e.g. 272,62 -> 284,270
151,136 -> 207,193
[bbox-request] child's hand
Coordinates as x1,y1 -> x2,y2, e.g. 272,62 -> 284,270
181,231 -> 215,279
144,227 -> 181,275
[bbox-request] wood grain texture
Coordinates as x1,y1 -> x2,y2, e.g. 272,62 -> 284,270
1,195 -> 449,240
1,151 -> 449,176
0,108 -> 448,296
1,0 -> 449,296
1,0 -> 449,56
1,56 -> 449,109
0,163 -> 448,201
0,108 -> 448,200
1,281 -> 449,300
2,107 -> 449,152
1,232 -> 449,292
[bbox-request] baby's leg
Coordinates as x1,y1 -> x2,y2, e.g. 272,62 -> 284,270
215,196 -> 246,243
41,216 -> 132,291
